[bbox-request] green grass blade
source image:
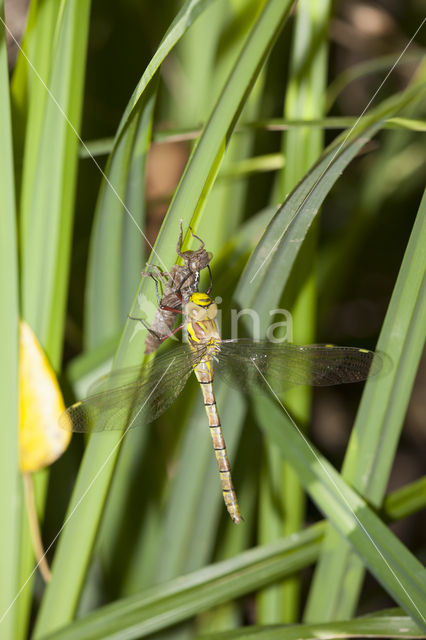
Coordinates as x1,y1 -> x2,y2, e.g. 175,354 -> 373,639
156,386 -> 246,582
83,0 -> 225,351
382,477 -> 426,520
12,0 -> 62,205
79,115 -> 426,159
193,1 -> 268,251
198,610 -> 425,640
172,0 -> 225,127
84,76 -> 157,349
257,0 -> 330,623
119,216 -> 274,595
305,187 -> 426,621
35,0 -> 292,631
142,0 -> 295,273
11,4 -> 91,637
40,526 -> 324,640
0,5 -> 21,638
19,0 -> 91,365
33,0 -> 209,625
81,0 -> 232,597
326,50 -> 424,110
113,0 -> 219,143
235,81 -> 426,325
251,396 -> 426,630
382,476 -> 426,521
33,476 -> 424,640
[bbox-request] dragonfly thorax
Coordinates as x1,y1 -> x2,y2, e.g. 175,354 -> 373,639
185,292 -> 221,350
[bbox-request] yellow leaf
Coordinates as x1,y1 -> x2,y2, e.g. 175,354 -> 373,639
19,321 -> 71,473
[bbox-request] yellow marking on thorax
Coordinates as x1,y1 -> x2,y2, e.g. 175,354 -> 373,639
187,322 -> 198,344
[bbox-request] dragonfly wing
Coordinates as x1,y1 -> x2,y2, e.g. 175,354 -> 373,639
216,340 -> 385,393
60,345 -> 206,432
87,365 -> 151,396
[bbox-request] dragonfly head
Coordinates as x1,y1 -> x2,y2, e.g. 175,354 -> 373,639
185,250 -> 213,273
185,292 -> 218,321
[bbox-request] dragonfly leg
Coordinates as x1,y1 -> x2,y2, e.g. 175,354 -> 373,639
177,271 -> 193,295
176,221 -> 205,260
128,314 -> 184,343
157,323 -> 184,342
159,303 -> 182,314
188,225 -> 205,249
176,220 -> 184,256
128,315 -> 163,342
206,265 -> 213,295
141,267 -> 167,306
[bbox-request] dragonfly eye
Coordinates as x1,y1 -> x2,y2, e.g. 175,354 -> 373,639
193,307 -> 208,321
184,301 -> 196,315
207,303 -> 217,319
185,301 -> 208,321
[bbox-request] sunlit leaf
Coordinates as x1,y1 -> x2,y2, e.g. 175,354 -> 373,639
19,321 -> 70,473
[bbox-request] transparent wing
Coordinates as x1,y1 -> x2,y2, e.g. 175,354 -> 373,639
60,345 -> 206,432
87,366 -> 151,396
216,340 -> 385,393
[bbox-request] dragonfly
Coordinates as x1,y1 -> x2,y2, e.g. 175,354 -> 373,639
61,291 -> 385,524
138,222 -> 212,353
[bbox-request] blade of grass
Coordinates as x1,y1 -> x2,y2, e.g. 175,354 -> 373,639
84,76 -> 157,349
257,0 -> 330,623
34,0 -> 297,633
155,385 -> 246,581
88,0 -> 256,589
80,114 -> 426,159
39,525 -> 325,640
318,60 -> 426,314
11,0 -> 62,201
19,0 -> 91,365
382,476 -> 426,521
251,396 -> 426,629
0,4 -> 21,639
234,80 -> 426,325
304,187 -> 426,620
194,1 -> 268,251
326,50 -> 424,111
83,0 -> 233,599
198,610 -> 425,640
120,212 -> 276,596
136,0 -> 295,287
172,0 -> 225,128
38,478 -> 424,640
8,1 -> 89,635
13,3 -> 91,636
33,0 -> 223,632
83,0 -> 227,352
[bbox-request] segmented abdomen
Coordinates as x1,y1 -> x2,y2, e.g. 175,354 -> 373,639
194,359 -> 242,524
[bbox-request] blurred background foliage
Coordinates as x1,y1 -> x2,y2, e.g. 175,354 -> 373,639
1,0 -> 425,638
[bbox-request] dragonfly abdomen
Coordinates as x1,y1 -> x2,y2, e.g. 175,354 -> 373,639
194,362 -> 242,524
